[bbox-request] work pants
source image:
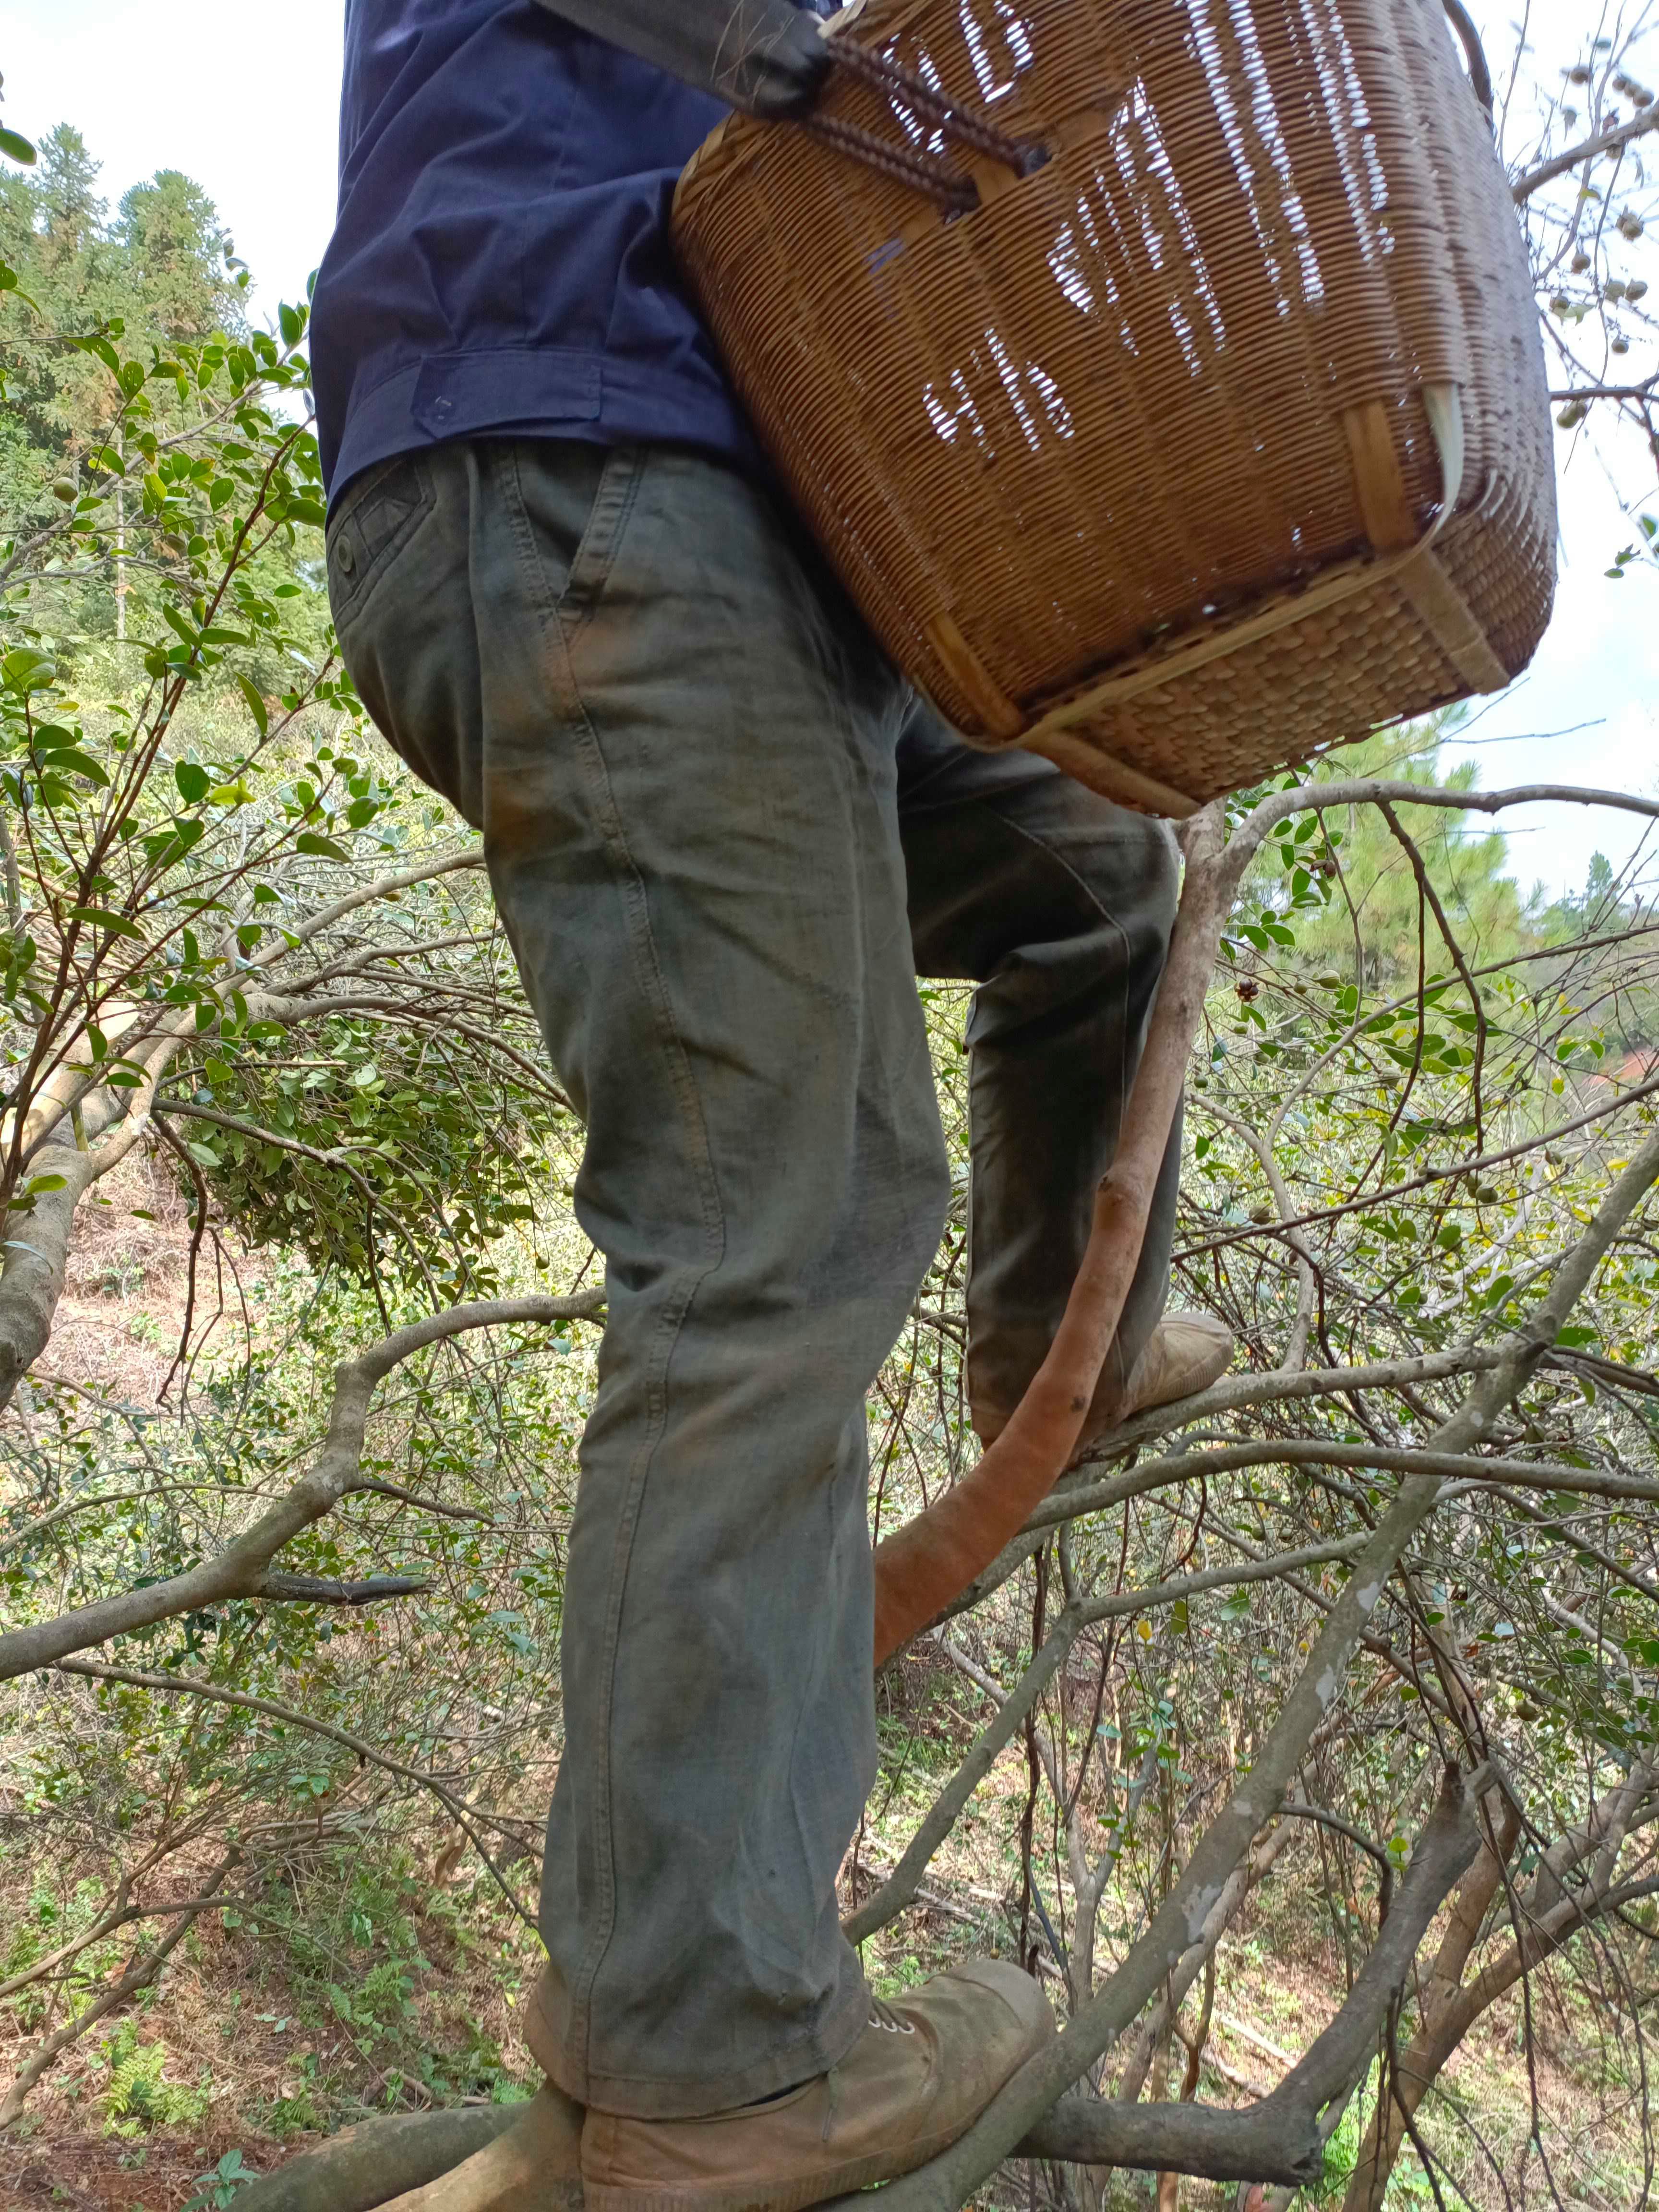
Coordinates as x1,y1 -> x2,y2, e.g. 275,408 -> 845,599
327,439 -> 1179,2119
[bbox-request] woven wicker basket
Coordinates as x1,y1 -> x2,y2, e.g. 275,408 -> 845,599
672,0 -> 1555,816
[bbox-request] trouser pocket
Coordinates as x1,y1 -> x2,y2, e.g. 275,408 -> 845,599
326,439 -> 619,828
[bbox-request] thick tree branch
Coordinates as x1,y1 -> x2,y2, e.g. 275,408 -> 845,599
871,803 -> 1232,1657
0,1291 -> 606,1681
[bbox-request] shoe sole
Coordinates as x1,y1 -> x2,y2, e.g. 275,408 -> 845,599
581,2111 -> 972,2212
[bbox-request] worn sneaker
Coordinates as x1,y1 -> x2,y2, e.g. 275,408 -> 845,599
579,1960 -> 1054,2212
1119,1310 -> 1235,1421
973,1310 -> 1236,1456
375,2085 -> 585,2211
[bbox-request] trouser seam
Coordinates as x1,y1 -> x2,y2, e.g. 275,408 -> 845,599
499,445 -> 727,2093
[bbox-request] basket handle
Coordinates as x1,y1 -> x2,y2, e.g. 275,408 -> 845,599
805,38 -> 1047,212
531,0 -> 1041,210
1439,0 -> 1497,128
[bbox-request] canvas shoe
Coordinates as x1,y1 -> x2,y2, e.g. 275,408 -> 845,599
579,1959 -> 1054,2212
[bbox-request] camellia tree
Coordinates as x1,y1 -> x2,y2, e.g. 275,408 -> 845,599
2,8 -> 1659,2211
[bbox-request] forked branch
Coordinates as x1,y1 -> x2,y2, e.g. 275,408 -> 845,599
1014,1766 -> 1481,2182
0,1290 -> 605,1682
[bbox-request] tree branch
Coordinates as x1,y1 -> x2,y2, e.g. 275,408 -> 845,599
1512,101 -> 1659,201
0,1291 -> 606,1682
0,1850 -> 240,2129
1029,1440 -> 1659,1537
1014,1767 -> 1480,2182
849,1536 -> 1368,1944
52,1657 -> 540,1930
257,1572 -> 431,1605
835,1126 -> 1659,2212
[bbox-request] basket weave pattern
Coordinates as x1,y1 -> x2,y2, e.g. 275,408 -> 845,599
673,0 -> 1555,813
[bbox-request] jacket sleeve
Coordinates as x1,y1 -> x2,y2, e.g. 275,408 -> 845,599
529,0 -> 831,119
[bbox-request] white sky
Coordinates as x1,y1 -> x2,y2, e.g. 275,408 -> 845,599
1,0 -> 1656,902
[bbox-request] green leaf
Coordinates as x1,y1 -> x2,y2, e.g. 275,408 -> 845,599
1,647 -> 58,694
175,761 -> 211,805
295,832 -> 349,861
69,330 -> 120,375
236,672 -> 269,735
278,301 -> 305,348
0,126 -> 38,166
66,906 -> 143,940
34,747 -> 108,788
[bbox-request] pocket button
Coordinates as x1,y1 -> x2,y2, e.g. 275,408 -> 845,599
337,535 -> 356,575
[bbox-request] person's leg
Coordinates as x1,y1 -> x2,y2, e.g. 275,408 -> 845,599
896,709 -> 1207,1445
329,440 -> 948,2118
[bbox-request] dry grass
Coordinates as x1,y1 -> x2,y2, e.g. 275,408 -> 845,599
27,1147 -> 269,1412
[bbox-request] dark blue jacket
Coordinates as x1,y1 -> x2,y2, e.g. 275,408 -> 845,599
311,0 -> 746,499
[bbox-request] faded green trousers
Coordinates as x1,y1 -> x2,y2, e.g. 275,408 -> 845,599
326,440 -> 1179,2119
